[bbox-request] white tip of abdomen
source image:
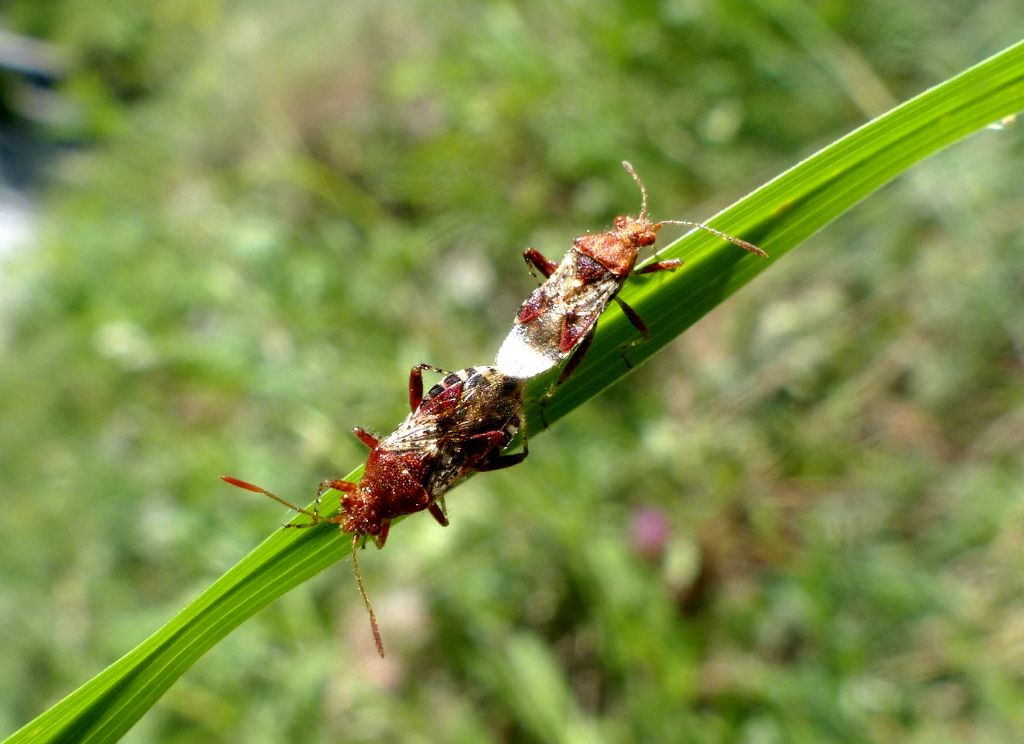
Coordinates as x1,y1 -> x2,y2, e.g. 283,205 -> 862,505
495,331 -> 560,378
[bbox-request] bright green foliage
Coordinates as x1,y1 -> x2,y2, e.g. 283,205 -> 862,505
1,2 -> 1023,743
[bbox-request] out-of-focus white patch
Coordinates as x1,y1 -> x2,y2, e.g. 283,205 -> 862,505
987,113 -> 1018,131
94,320 -> 157,370
0,186 -> 34,258
495,331 -> 558,378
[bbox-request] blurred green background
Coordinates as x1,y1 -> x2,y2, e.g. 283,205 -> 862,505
1,1 -> 1022,742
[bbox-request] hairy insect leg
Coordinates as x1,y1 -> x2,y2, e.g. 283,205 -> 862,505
537,328 -> 596,429
353,426 -> 379,449
427,502 -> 450,527
409,362 -> 453,411
613,296 -> 657,370
476,436 -> 529,471
523,247 -> 559,280
276,478 -> 356,529
459,429 -> 527,471
556,326 -> 596,386
349,533 -> 385,658
614,296 -> 650,337
633,258 -> 683,274
375,521 -> 390,548
318,478 -> 357,494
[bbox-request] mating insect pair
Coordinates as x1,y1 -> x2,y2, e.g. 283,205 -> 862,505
224,162 -> 764,655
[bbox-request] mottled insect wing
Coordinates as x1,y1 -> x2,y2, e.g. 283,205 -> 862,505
497,248 -> 623,378
516,287 -> 548,324
558,310 -> 599,353
422,367 -> 525,498
381,413 -> 443,454
443,369 -> 523,439
420,378 -> 464,415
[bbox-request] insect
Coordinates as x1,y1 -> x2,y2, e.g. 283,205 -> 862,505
496,161 -> 766,390
222,364 -> 528,656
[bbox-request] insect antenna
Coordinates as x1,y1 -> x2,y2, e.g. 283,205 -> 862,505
223,475 -> 383,654
220,475 -> 322,522
658,219 -> 767,257
350,533 -> 385,657
619,161 -> 766,257
621,160 -> 649,221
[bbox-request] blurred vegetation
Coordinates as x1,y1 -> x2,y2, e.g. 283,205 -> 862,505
1,1 -> 1022,742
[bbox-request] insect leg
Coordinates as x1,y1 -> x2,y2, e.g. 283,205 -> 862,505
613,297 -> 657,369
374,521 -> 391,548
523,247 -> 559,280
476,436 -> 529,471
614,297 -> 650,337
276,478 -> 356,528
318,478 -> 358,496
536,327 -> 596,429
353,426 -> 379,449
555,326 -> 596,386
633,258 -> 683,274
409,363 -> 452,410
427,502 -> 450,527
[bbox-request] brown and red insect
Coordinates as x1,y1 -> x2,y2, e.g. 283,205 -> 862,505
496,161 -> 766,389
223,364 -> 527,656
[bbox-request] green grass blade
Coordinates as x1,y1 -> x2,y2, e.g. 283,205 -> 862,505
5,39 -> 1023,744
